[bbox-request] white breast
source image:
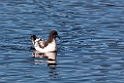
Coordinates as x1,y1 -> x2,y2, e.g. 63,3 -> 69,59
35,41 -> 57,52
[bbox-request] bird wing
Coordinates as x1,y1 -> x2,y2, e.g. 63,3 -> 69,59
37,40 -> 48,48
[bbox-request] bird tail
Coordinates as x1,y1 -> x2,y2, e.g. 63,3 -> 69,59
30,35 -> 37,45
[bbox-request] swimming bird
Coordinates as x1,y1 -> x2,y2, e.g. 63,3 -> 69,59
30,30 -> 60,52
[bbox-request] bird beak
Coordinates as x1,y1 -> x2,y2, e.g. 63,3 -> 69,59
56,35 -> 60,39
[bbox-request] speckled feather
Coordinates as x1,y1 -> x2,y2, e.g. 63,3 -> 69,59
30,30 -> 60,52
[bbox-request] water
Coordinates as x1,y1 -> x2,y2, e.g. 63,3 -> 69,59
0,0 -> 124,83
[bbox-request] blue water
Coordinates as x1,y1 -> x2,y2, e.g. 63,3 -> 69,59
0,0 -> 124,83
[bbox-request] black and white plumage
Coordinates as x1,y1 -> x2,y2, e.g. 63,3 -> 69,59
30,30 -> 60,52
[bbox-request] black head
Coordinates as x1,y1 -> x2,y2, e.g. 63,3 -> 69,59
48,30 -> 60,43
49,30 -> 60,39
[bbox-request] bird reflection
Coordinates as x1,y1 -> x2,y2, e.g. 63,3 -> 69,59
32,50 -> 58,78
32,50 -> 57,66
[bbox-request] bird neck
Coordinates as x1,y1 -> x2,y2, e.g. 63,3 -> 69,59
48,38 -> 56,43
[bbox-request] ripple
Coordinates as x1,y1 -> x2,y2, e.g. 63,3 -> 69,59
0,0 -> 124,83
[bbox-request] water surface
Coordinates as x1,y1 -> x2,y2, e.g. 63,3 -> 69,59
0,0 -> 124,83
